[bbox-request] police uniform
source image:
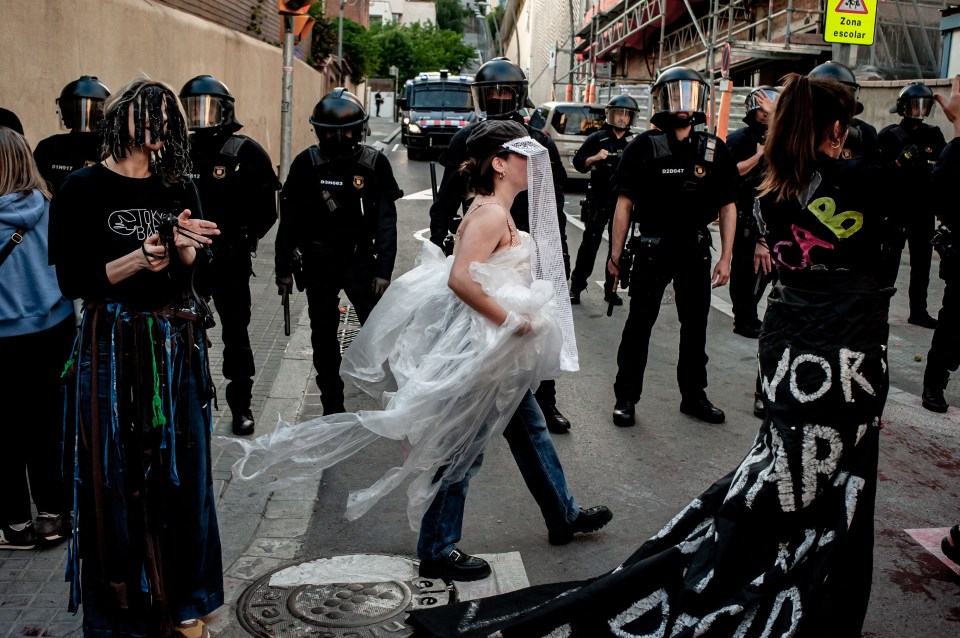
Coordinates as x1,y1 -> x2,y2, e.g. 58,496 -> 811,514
923,139 -> 960,411
190,131 -> 279,422
611,129 -> 738,408
725,122 -> 770,335
878,118 -> 946,320
428,119 -> 571,429
276,144 -> 401,413
33,132 -> 101,193
569,124 -> 632,297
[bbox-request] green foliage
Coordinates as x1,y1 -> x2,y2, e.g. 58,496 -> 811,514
307,2 -> 337,67
435,0 -> 466,34
372,22 -> 477,84
340,18 -> 380,84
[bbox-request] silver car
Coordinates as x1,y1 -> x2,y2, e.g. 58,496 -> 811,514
528,102 -> 607,183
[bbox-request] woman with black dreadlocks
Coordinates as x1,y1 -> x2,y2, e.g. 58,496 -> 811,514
48,77 -> 222,638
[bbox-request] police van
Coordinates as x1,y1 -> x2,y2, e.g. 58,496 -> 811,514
397,70 -> 475,160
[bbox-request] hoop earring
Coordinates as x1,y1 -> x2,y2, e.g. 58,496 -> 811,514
830,139 -> 841,149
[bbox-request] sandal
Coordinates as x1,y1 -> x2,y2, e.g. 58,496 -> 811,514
941,525 -> 960,566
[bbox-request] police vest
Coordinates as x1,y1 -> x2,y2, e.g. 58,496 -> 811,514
640,130 -> 722,230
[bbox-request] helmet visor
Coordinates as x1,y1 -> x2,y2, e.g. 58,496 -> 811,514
903,96 -> 934,119
745,88 -> 779,112
653,80 -> 708,116
58,97 -> 104,133
183,95 -> 225,129
471,83 -> 522,119
605,107 -> 636,129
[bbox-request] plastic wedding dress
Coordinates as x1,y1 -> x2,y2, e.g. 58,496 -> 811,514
233,233 -> 562,530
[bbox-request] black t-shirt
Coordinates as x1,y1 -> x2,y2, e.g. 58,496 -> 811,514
276,145 -> 402,279
725,124 -> 766,217
34,132 -> 101,194
49,163 -> 202,311
756,156 -> 893,275
612,129 -> 737,238
188,132 -> 279,249
572,125 -> 633,209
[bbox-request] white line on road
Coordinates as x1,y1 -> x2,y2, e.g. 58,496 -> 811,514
392,143 -> 400,153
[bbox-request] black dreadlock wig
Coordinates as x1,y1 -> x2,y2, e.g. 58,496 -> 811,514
100,79 -> 191,185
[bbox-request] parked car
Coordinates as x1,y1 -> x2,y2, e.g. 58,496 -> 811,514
528,102 -> 606,182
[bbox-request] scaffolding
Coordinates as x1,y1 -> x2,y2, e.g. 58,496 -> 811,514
549,0 -> 951,100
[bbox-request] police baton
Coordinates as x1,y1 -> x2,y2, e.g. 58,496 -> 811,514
282,289 -> 291,336
429,162 -> 438,201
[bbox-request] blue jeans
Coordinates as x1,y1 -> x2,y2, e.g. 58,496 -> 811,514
417,391 -> 579,560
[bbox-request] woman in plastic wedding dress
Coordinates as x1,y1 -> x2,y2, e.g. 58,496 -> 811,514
233,119 -> 611,580
407,73 -> 923,637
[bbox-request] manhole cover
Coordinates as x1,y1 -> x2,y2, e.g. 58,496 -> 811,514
237,554 -> 454,638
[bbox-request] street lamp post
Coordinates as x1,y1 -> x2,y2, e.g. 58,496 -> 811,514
337,0 -> 346,85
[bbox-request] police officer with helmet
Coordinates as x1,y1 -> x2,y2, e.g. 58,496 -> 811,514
276,88 -> 402,416
878,82 -> 946,329
34,76 -> 110,192
568,94 -> 638,306
607,66 -> 738,427
725,86 -> 779,338
180,74 -> 280,436
428,56 -> 573,434
808,61 -> 879,162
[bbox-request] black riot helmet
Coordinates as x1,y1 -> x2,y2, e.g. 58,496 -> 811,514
310,88 -> 368,159
605,94 -> 639,130
471,58 -> 529,120
891,82 -> 936,120
650,67 -> 709,129
808,61 -> 864,115
57,76 -> 110,133
743,86 -> 779,124
179,75 -> 241,131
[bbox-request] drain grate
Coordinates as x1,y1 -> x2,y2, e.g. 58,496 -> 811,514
337,305 -> 362,353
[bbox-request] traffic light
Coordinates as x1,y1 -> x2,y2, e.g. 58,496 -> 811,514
277,1 -> 311,15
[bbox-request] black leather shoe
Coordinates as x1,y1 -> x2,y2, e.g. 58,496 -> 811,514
322,404 -> 346,416
549,506 -> 613,545
922,386 -> 949,413
418,548 -> 491,582
612,400 -> 635,427
232,410 -> 255,436
680,397 -> 725,424
544,406 -> 571,434
753,394 -> 765,419
604,292 -> 623,306
569,289 -> 581,304
908,314 -> 938,329
733,324 -> 762,338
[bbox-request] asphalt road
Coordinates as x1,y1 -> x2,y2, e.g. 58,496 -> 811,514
298,118 -> 959,636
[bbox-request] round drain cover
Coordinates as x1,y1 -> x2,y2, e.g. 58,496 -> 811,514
237,554 -> 454,638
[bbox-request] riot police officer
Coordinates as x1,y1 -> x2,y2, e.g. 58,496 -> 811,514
428,57 -> 573,434
606,67 -> 738,427
725,86 -> 779,338
276,89 -> 402,416
180,75 -> 279,435
922,81 -> 960,412
808,61 -> 879,162
568,95 -> 638,306
878,82 -> 946,329
33,76 -> 109,192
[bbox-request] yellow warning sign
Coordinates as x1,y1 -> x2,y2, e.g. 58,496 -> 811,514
824,0 -> 878,45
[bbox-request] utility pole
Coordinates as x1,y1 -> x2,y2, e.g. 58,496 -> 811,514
338,0 -> 346,85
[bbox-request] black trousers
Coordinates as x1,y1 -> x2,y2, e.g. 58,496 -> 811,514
614,247 -> 711,403
569,202 -> 614,295
880,212 -> 935,314
210,255 -> 255,415
0,315 -> 76,525
924,273 -> 960,390
305,257 -> 379,411
728,217 -> 771,330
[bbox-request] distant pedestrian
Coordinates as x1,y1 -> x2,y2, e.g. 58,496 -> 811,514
0,127 -> 75,550
375,91 -> 384,117
49,77 -> 223,638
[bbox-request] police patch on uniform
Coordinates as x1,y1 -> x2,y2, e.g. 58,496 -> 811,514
353,175 -> 365,189
694,165 -> 706,178
213,166 -> 227,179
84,160 -> 96,167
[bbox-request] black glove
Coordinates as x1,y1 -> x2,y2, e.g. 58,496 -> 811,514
896,144 -> 921,168
276,276 -> 293,296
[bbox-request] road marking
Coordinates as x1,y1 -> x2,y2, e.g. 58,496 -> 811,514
404,188 -> 434,200
904,528 -> 960,576
392,143 -> 400,153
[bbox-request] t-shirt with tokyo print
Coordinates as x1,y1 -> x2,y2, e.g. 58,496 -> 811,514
49,163 -> 203,311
